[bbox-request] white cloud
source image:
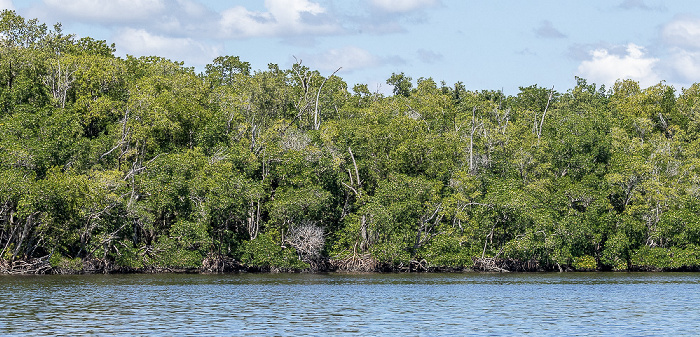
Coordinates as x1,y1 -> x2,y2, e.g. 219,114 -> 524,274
0,0 -> 14,10
577,43 -> 660,88
659,16 -> 700,86
300,46 -> 408,74
113,28 -> 221,65
369,0 -> 439,13
176,0 -> 209,18
39,0 -> 218,38
302,46 -> 381,72
668,48 -> 700,83
219,0 -> 340,38
661,16 -> 700,49
42,0 -> 164,23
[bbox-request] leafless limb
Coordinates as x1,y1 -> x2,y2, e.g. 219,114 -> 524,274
314,67 -> 341,130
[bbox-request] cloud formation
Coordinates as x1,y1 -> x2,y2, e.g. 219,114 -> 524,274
369,0 -> 439,13
416,49 -> 443,63
300,46 -> 406,73
39,0 -> 345,40
534,20 -> 566,39
42,0 -> 165,24
668,49 -> 700,82
661,16 -> 700,85
113,27 -> 221,64
0,0 -> 14,10
661,16 -> 700,49
301,46 -> 380,72
618,0 -> 651,10
618,0 -> 665,11
218,0 -> 341,38
9,0 -> 440,79
575,15 -> 700,89
577,43 -> 660,88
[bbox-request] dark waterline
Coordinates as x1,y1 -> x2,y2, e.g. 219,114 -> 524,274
1,272 -> 699,336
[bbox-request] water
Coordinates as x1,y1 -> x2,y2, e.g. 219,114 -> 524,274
1,272 -> 699,336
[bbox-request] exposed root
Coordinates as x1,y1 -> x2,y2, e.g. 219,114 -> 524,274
0,255 -> 52,274
472,257 -> 550,272
200,253 -> 243,273
329,253 -> 378,272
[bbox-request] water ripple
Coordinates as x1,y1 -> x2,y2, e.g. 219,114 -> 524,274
1,273 -> 699,336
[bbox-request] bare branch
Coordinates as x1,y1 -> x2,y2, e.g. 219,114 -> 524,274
341,181 -> 359,197
537,86 -> 555,142
314,67 -> 341,130
122,153 -> 165,181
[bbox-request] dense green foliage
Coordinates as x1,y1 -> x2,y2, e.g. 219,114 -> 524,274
2,11 -> 700,272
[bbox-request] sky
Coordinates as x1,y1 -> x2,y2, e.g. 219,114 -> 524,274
3,0 -> 700,95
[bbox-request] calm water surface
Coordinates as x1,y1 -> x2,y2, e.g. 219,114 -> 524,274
1,272 -> 699,336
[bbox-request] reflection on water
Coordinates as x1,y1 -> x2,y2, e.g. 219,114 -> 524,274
1,272 -> 699,336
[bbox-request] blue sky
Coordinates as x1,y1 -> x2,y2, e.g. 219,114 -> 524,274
3,0 -> 700,95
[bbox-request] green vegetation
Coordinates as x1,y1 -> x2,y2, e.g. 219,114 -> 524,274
1,11 -> 700,273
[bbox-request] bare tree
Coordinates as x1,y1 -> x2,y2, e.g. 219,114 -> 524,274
43,57 -> 77,108
468,107 -> 484,174
286,221 -> 325,270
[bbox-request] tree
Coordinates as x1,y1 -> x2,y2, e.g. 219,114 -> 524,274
387,72 -> 413,97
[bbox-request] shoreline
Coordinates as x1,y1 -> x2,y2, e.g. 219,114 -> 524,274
2,256 -> 697,275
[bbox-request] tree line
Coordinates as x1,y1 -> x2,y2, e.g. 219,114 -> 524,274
1,10 -> 700,273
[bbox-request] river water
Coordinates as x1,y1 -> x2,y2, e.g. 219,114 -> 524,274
1,272 -> 699,336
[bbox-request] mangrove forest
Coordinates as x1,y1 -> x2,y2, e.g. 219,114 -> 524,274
2,10 -> 700,274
